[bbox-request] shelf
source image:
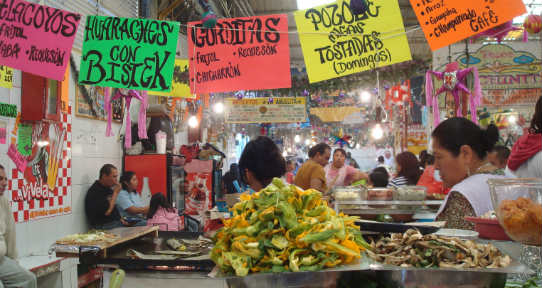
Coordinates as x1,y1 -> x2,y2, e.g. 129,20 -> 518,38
335,200 -> 444,205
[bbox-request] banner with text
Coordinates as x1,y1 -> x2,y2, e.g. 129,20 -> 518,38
188,14 -> 291,94
149,59 -> 194,98
0,0 -> 80,81
410,0 -> 526,51
225,97 -> 306,123
79,16 -> 179,92
295,0 -> 412,83
440,43 -> 542,107
0,66 -> 13,88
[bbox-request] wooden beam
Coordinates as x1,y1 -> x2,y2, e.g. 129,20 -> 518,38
158,0 -> 185,20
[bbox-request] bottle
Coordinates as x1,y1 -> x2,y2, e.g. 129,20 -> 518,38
141,177 -> 152,204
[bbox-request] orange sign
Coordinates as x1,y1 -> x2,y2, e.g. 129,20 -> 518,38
410,0 -> 526,51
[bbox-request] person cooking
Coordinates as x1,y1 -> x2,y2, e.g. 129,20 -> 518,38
116,171 -> 149,226
325,148 -> 367,189
432,118 -> 506,230
295,143 -> 331,193
238,136 -> 286,192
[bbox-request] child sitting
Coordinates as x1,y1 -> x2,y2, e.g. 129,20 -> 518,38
146,193 -> 183,231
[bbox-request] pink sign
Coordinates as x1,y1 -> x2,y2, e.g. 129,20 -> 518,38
8,143 -> 27,172
0,0 -> 81,81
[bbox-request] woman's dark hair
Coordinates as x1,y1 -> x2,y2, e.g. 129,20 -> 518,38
419,150 -> 435,168
372,166 -> 389,177
238,136 -> 286,188
147,193 -> 175,219
333,148 -> 346,157
309,143 -> 331,158
377,156 -> 384,163
120,171 -> 136,192
530,95 -> 542,134
369,171 -> 389,188
432,117 -> 499,160
396,151 -> 422,185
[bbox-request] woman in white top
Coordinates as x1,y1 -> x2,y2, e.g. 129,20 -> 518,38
432,118 -> 506,230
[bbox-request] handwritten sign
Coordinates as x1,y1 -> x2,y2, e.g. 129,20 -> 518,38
294,0 -> 412,83
8,143 -> 27,172
0,121 -> 6,144
0,102 -> 16,118
410,0 -> 526,51
17,124 -> 32,156
0,66 -> 13,88
79,16 -> 180,92
224,97 -> 306,123
0,0 -> 80,81
150,59 -> 194,98
188,14 -> 291,94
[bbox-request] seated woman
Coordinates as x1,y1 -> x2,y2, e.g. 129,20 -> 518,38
432,118 -> 506,230
147,193 -> 182,231
388,152 -> 422,188
116,171 -> 148,226
238,136 -> 286,191
325,148 -> 367,189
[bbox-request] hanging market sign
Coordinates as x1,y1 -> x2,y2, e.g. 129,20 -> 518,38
17,123 -> 32,156
79,16 -> 179,92
188,14 -> 291,94
0,66 -> 13,88
294,0 -> 412,83
0,102 -> 17,118
224,97 -> 306,123
410,0 -> 526,51
436,43 -> 541,107
149,59 -> 194,98
0,0 -> 80,81
310,107 -> 363,122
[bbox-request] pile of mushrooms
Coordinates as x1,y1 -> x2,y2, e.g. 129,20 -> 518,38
366,229 -> 511,269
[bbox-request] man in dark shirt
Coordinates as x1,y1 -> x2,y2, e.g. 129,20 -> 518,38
85,164 -> 127,229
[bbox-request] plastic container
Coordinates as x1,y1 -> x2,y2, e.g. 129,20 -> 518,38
488,178 -> 542,246
333,187 -> 365,201
464,216 -> 511,241
155,131 -> 167,154
394,186 -> 427,201
413,212 -> 437,222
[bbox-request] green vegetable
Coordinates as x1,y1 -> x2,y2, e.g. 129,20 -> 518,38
300,255 -> 319,266
289,249 -> 306,272
276,202 -> 298,229
271,235 -> 289,250
375,214 -> 393,223
324,240 -> 360,257
271,265 -> 287,273
224,252 -> 250,277
232,222 -> 262,237
301,229 -> 338,244
306,205 -> 327,217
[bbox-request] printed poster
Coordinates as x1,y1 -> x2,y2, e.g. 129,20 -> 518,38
188,14 -> 291,94
225,97 -> 307,123
79,16 -> 180,92
150,59 -> 194,98
410,0 -> 526,51
0,66 -> 13,88
294,0 -> 412,83
0,0 -> 81,81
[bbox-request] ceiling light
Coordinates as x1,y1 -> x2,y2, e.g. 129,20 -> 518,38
188,116 -> 198,128
213,102 -> 224,113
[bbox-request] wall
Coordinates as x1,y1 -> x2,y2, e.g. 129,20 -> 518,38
0,54 -> 123,257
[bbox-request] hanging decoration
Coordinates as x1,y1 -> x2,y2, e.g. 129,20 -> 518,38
198,0 -> 218,28
470,21 -> 525,43
425,62 -> 482,127
524,14 -> 542,35
105,89 -> 148,148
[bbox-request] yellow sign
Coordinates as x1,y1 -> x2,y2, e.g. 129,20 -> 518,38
0,66 -> 13,88
310,107 -> 362,122
294,0 -> 412,83
150,59 -> 195,98
225,97 -> 307,123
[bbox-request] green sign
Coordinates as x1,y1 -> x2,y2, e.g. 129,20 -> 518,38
79,16 -> 180,92
0,102 -> 17,118
18,124 -> 32,156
